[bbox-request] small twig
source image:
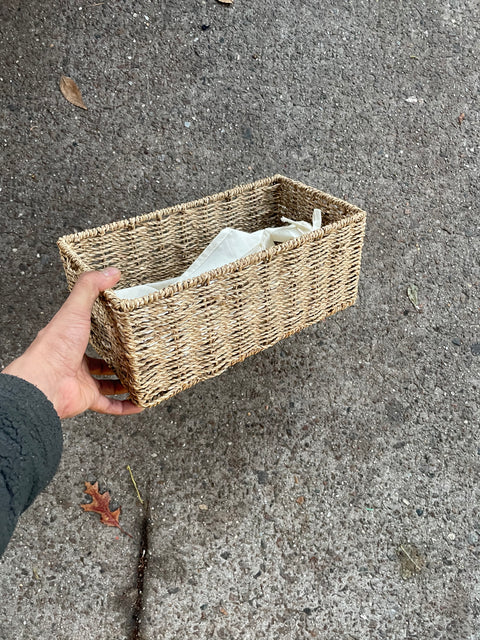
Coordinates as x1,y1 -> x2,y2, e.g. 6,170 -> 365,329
127,465 -> 144,505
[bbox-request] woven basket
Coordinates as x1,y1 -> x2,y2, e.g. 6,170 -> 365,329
57,175 -> 366,408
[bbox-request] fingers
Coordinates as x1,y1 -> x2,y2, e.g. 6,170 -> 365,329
91,374 -> 144,414
60,268 -> 122,322
90,393 -> 144,416
86,356 -> 116,376
88,356 -> 143,413
96,378 -> 128,396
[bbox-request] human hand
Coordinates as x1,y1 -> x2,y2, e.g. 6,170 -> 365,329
1,268 -> 143,419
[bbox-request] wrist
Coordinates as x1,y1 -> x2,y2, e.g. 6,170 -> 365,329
2,356 -> 59,416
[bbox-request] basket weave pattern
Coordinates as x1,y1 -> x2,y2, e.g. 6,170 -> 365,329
58,175 -> 366,407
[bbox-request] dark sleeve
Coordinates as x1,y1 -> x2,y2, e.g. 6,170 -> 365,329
0,373 -> 63,558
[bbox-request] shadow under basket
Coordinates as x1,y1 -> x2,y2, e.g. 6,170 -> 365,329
57,175 -> 367,408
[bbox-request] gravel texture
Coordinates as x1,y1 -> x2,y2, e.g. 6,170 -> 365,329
1,0 -> 479,638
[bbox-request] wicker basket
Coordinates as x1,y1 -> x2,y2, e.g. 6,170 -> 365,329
57,175 -> 366,408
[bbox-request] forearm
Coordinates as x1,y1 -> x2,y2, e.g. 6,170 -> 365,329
0,373 -> 63,557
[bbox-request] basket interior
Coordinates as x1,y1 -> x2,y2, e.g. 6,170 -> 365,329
64,177 -> 354,291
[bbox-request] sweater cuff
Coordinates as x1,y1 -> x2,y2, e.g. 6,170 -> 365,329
0,373 -> 63,514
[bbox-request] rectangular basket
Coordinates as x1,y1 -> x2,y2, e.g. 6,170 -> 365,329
57,175 -> 366,408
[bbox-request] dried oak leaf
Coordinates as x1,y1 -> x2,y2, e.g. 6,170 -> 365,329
60,75 -> 88,110
81,481 -> 132,537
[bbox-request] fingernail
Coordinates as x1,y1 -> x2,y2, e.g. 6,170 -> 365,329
101,267 -> 121,277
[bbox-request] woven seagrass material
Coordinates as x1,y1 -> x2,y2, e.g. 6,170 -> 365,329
57,175 -> 366,407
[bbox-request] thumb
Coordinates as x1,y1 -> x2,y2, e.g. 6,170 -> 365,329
60,268 -> 122,320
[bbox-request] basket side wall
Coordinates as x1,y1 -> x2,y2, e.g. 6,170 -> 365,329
125,215 -> 366,407
277,176 -> 361,226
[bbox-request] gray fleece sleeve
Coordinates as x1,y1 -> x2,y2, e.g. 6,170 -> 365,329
0,373 -> 63,558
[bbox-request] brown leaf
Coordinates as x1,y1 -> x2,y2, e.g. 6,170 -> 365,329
458,112 -> 465,125
296,496 -> 305,505
397,543 -> 425,579
60,75 -> 88,110
81,481 -> 132,537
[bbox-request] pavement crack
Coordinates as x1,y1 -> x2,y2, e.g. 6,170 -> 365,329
129,499 -> 150,640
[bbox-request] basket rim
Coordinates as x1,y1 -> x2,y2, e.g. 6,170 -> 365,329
57,174 -> 367,310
